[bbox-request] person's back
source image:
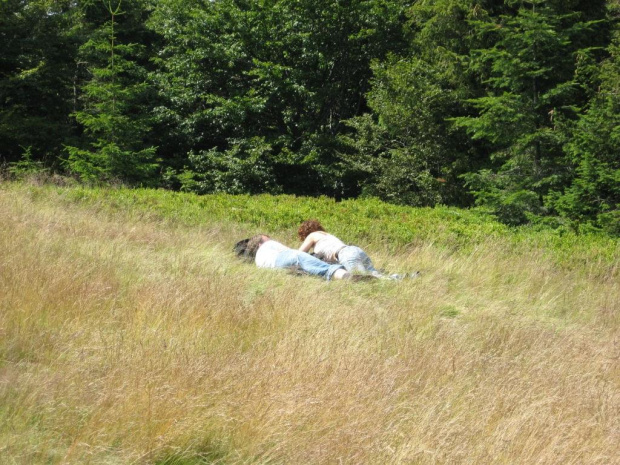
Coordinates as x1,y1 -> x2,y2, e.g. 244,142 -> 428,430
297,219 -> 414,280
311,232 -> 346,262
236,233 -> 349,281
255,239 -> 288,268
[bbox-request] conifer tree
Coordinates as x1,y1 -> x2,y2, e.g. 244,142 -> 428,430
65,0 -> 157,185
0,0 -> 79,164
551,28 -> 620,235
453,0 -> 608,224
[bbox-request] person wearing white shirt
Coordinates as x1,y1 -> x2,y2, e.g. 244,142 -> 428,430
297,219 -> 416,280
234,234 -> 350,281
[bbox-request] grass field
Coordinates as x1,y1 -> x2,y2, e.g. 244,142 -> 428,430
1,181 -> 619,464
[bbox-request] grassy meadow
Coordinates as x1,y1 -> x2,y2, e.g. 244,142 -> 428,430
1,181 -> 619,464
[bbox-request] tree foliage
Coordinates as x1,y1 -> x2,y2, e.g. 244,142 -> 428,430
0,0 -> 79,164
452,0 -> 609,225
551,27 -> 620,234
147,0 -> 408,196
0,0 -> 618,234
341,0 -> 483,207
65,0 -> 157,185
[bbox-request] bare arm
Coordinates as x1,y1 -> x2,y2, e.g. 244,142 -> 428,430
299,233 -> 318,253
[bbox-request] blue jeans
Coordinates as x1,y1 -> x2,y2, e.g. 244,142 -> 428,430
337,246 -> 382,277
275,250 -> 345,280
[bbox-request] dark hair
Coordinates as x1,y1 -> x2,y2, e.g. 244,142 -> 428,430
235,234 -> 268,261
298,219 -> 325,241
233,238 -> 251,259
246,234 -> 267,258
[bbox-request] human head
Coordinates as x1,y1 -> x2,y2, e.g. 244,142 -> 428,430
234,238 -> 251,260
245,234 -> 270,259
298,219 -> 325,241
233,238 -> 250,257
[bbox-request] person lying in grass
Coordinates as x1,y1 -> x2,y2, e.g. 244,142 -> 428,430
297,219 -> 417,280
234,234 -> 365,281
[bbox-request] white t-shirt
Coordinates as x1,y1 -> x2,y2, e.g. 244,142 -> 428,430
255,239 -> 288,268
313,233 -> 346,262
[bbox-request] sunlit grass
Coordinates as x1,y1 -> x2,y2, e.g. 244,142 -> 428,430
1,183 -> 618,464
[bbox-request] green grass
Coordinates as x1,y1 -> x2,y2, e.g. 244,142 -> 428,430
30,183 -> 619,276
1,180 -> 618,464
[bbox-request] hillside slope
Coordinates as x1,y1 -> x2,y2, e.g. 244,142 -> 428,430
1,183 -> 618,464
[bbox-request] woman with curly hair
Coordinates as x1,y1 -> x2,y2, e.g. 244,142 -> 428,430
297,219 -> 412,280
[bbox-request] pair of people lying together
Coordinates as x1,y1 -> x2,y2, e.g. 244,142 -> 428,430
235,220 -> 414,281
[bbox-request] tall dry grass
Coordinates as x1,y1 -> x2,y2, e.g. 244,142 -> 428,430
1,185 -> 619,464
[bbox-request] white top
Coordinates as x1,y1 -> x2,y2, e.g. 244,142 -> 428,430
255,239 -> 288,268
312,233 -> 346,262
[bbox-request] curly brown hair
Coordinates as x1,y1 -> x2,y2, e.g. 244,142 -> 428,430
297,219 -> 325,241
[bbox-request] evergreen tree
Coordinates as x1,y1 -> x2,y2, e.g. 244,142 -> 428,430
551,27 -> 620,235
453,0 -> 609,225
0,0 -> 79,165
65,0 -> 157,185
340,57 -> 463,206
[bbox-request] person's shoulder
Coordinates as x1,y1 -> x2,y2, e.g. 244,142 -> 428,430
322,232 -> 342,241
263,239 -> 288,251
309,231 -> 328,239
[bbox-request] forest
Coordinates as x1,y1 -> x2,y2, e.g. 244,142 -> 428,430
1,0 -> 619,234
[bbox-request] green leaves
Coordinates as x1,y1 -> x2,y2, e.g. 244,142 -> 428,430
0,0 -> 79,164
342,56 -> 462,206
181,137 -> 279,195
448,0 -> 609,225
65,0 -> 157,186
147,0 -> 407,196
550,31 -> 620,235
0,0 -> 617,235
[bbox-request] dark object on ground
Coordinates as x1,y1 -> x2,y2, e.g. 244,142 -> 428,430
234,238 -> 251,259
346,274 -> 378,282
286,265 -> 308,276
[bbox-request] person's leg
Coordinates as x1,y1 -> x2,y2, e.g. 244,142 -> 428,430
338,246 -> 380,274
297,251 -> 347,280
338,246 -> 407,280
273,249 -> 301,268
275,250 -> 346,280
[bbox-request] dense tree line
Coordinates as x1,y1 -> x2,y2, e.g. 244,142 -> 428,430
1,0 -> 618,233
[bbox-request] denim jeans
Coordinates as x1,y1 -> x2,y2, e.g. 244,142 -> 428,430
274,249 -> 345,280
337,246 -> 382,277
